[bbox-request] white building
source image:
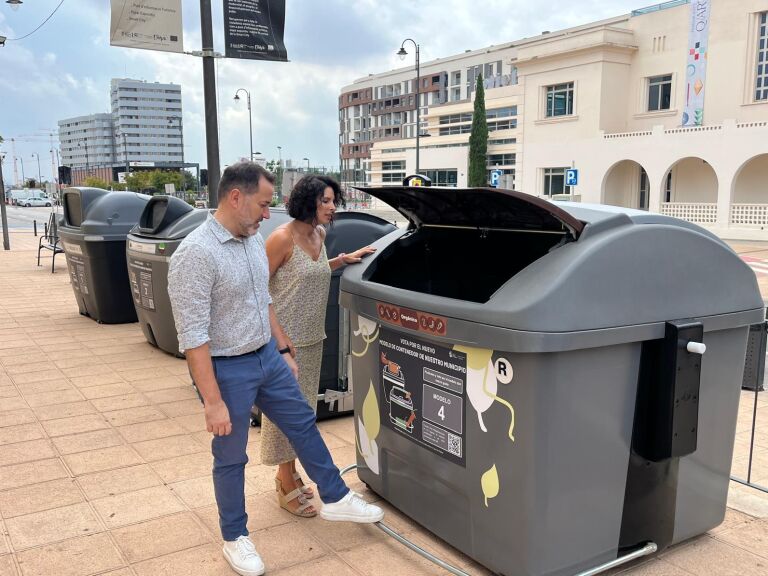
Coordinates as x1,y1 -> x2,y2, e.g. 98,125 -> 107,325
58,113 -> 115,170
341,0 -> 768,239
111,79 -> 183,167
58,79 -> 184,185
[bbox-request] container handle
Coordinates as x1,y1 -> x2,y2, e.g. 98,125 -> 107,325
686,341 -> 706,355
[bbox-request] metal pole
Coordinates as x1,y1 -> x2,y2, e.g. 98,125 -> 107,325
200,0 -> 221,207
247,92 -> 253,162
123,132 -> 129,178
19,157 -> 25,184
0,157 -> 10,250
34,153 -> 41,186
415,43 -> 420,174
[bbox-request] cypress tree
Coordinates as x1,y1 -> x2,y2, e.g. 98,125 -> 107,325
468,74 -> 488,187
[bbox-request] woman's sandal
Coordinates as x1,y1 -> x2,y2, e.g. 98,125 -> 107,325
275,477 -> 316,518
293,472 -> 314,499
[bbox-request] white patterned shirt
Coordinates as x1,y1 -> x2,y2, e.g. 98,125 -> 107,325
168,212 -> 272,356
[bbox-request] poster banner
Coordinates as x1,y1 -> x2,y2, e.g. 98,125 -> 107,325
682,0 -> 711,126
110,0 -> 184,53
224,0 -> 288,62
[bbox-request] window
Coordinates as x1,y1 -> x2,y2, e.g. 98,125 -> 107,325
486,106 -> 517,119
382,161 -> 405,171
488,137 -> 517,145
439,113 -> 473,125
756,12 -> 768,101
665,171 -> 673,202
543,168 -> 571,196
488,119 -> 517,131
439,125 -> 472,136
647,75 -> 672,111
423,170 -> 458,187
383,172 -> 405,183
545,83 -> 574,117
487,154 -> 515,166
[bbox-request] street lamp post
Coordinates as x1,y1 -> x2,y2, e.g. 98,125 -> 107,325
234,89 -> 253,162
0,153 -> 10,250
168,117 -> 184,165
303,157 -> 310,172
19,156 -> 25,185
398,38 -> 420,174
31,153 -> 42,189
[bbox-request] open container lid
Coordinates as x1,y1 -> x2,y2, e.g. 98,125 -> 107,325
357,186 -> 585,239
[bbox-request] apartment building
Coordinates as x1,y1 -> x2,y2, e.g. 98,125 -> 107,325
340,0 -> 768,239
58,79 -> 183,185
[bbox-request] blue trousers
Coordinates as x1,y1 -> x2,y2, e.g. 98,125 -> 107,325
211,340 -> 348,541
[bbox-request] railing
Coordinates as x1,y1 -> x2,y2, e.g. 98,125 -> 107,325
631,0 -> 690,17
730,204 -> 768,227
731,320 -> 767,494
660,202 -> 717,224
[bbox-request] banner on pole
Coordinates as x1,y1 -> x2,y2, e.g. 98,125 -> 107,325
110,0 -> 184,53
682,0 -> 711,126
224,0 -> 288,62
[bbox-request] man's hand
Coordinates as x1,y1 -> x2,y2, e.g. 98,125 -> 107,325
205,400 -> 232,436
282,353 -> 299,379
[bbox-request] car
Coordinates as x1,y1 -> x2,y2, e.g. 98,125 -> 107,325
21,197 -> 52,208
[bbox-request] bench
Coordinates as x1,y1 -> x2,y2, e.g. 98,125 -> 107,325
37,212 -> 64,273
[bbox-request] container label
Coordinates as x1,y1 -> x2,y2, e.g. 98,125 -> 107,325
378,327 -> 466,466
376,302 -> 447,336
66,254 -> 89,295
128,258 -> 156,311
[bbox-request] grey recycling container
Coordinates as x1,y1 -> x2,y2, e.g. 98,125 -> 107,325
126,198 -> 291,357
341,187 -> 764,576
316,212 -> 396,419
59,187 -> 151,324
126,196 -> 208,356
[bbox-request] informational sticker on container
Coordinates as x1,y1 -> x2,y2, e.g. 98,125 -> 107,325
128,259 -> 156,311
378,327 -> 466,466
66,255 -> 89,295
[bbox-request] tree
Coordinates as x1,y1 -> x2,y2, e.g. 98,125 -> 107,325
468,73 -> 489,187
83,176 -> 110,189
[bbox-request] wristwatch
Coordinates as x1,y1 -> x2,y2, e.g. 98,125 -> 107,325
278,346 -> 291,355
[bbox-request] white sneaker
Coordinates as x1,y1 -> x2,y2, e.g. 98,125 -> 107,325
320,490 -> 384,523
222,535 -> 265,576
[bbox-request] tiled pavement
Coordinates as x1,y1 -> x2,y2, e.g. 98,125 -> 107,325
0,229 -> 766,576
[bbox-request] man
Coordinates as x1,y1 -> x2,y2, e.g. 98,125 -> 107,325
168,162 -> 383,576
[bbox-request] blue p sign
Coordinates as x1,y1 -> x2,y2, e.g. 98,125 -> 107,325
490,169 -> 502,188
565,168 -> 579,186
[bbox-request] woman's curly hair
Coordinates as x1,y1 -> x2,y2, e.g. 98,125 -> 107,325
286,175 -> 346,223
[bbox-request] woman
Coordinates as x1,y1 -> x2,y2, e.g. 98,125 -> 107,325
262,174 -> 375,517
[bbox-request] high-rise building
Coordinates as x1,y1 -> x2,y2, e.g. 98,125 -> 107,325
111,79 -> 183,167
340,0 -> 768,240
58,79 -> 184,185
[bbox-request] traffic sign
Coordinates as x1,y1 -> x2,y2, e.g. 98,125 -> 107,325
490,169 -> 503,188
565,168 -> 579,186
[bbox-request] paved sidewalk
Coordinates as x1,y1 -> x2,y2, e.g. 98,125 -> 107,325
0,230 -> 765,576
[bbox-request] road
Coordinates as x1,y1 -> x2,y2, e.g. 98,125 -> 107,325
0,204 -> 61,230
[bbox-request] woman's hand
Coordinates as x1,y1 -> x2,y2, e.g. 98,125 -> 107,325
342,246 -> 376,265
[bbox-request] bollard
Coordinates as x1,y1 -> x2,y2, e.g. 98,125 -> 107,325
44,222 -> 49,237
34,220 -> 37,237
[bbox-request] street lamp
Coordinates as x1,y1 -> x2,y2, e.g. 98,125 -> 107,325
0,152 -> 11,250
6,1 -> 23,10
398,38 -> 421,174
167,117 -> 184,165
31,153 -> 41,188
302,157 -> 310,172
78,140 -> 90,175
234,89 -> 253,162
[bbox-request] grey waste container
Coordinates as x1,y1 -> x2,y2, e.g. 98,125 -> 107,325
59,187 -> 151,324
341,186 -> 764,576
126,198 -> 291,357
126,196 -> 207,356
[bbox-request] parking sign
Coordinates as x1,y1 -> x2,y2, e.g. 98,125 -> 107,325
490,169 -> 503,188
565,169 -> 579,186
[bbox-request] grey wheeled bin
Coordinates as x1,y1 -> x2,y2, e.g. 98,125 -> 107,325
59,187 -> 151,324
340,186 -> 764,576
126,197 -> 291,357
248,210 -> 397,424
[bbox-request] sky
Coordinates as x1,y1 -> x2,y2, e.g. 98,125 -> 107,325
0,0 -> 650,184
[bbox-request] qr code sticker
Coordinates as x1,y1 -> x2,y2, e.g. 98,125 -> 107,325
447,433 -> 461,457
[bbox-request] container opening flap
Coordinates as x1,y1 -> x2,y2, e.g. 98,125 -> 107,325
357,186 -> 584,238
